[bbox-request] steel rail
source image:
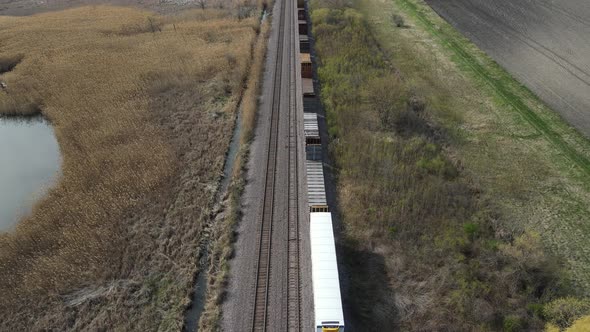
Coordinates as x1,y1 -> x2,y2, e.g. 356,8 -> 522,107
251,0 -> 287,330
286,0 -> 301,328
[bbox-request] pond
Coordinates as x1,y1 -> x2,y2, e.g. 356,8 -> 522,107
0,117 -> 60,231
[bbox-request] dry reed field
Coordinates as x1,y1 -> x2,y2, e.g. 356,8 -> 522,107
196,19 -> 271,332
0,5 -> 261,329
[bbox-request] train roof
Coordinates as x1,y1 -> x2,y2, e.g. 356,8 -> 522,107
306,160 -> 327,207
300,53 -> 311,63
310,212 -> 345,328
302,78 -> 314,96
304,112 -> 319,138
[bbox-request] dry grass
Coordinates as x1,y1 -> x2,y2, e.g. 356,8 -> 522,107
0,6 -> 261,330
197,14 -> 271,332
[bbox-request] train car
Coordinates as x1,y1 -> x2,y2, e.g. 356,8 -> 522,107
298,8 -> 307,20
301,53 -> 313,79
303,92 -> 319,113
306,160 -> 328,212
300,34 -> 310,53
310,212 -> 345,332
302,78 -> 315,97
304,113 -> 321,161
298,20 -> 308,35
304,112 -> 320,142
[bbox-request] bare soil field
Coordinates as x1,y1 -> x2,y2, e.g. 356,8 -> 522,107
425,0 -> 590,138
0,6 -> 261,330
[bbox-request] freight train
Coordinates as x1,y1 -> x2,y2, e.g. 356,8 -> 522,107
303,94 -> 345,332
299,2 -> 344,330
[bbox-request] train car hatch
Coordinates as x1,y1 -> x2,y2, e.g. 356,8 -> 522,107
321,326 -> 341,332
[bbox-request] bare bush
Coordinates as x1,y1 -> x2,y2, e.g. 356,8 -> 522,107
363,75 -> 407,131
236,4 -> 257,20
391,13 -> 404,27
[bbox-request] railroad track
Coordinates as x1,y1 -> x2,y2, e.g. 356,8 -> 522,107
250,0 -> 291,330
286,0 -> 301,328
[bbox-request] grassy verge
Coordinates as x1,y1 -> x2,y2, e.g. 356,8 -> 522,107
0,6 -> 261,330
359,0 -> 590,293
310,0 -> 590,330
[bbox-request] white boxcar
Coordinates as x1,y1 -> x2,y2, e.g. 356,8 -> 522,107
310,212 -> 345,332
304,113 -> 319,140
304,113 -> 321,161
306,160 -> 328,212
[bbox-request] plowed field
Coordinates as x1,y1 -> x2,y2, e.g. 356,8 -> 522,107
426,0 -> 590,138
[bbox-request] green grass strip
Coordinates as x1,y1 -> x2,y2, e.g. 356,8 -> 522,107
397,0 -> 590,177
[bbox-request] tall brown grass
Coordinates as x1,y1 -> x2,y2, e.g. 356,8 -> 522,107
0,6 -> 260,330
197,10 -> 271,332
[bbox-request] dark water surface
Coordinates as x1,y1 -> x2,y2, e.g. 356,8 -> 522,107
426,0 -> 590,138
0,117 -> 60,231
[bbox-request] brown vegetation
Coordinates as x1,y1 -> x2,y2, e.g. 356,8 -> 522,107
197,10 -> 271,332
0,54 -> 23,74
0,6 -> 261,329
311,3 -> 589,331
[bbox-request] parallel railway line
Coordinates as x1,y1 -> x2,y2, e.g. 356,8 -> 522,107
286,0 -> 301,328
251,0 -> 301,330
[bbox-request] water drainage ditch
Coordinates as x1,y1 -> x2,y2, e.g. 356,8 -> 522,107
183,106 -> 243,330
183,9 -> 269,328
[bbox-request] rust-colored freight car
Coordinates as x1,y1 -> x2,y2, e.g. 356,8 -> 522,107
301,53 -> 312,79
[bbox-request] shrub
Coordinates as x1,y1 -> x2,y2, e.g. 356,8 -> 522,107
364,75 -> 407,131
528,303 -> 544,317
544,297 -> 590,329
503,315 -> 524,332
391,13 -> 404,27
407,95 -> 426,113
500,231 -> 548,272
463,222 -> 479,240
